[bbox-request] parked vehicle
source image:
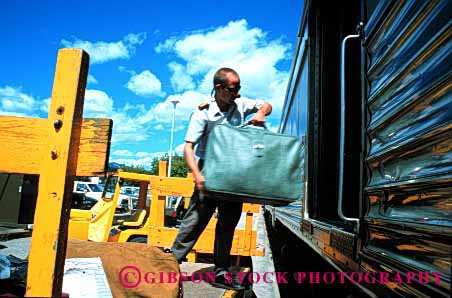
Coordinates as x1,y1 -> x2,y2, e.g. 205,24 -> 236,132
73,181 -> 104,201
120,186 -> 140,198
70,193 -> 97,210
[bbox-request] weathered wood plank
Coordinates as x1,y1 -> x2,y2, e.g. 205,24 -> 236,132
76,118 -> 112,176
26,48 -> 89,297
0,117 -> 112,176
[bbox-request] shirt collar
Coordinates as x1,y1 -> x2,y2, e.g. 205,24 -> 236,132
208,99 -> 237,118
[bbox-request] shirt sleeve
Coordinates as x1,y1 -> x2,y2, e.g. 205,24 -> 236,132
241,98 -> 265,117
184,110 -> 207,144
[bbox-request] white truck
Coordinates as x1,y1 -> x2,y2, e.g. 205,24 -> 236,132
73,181 -> 104,200
73,180 -> 136,213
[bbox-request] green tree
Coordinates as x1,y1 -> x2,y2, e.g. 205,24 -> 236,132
121,164 -> 152,175
150,153 -> 189,177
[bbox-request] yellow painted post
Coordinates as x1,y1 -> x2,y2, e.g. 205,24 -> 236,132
149,162 -> 167,227
158,160 -> 168,177
26,49 -> 89,297
149,190 -> 166,227
98,176 -> 122,241
244,211 -> 254,253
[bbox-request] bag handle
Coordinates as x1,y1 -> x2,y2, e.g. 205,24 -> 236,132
239,121 -> 268,130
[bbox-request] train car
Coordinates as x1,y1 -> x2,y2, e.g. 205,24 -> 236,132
266,0 -> 451,297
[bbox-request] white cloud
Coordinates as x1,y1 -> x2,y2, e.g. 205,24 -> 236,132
136,90 -> 210,129
40,97 -> 51,114
126,70 -> 165,97
61,32 -> 146,64
0,86 -> 45,117
168,62 -> 195,92
155,37 -> 177,53
154,124 -> 165,130
82,88 -> 151,143
111,111 -> 151,143
87,74 -> 98,84
0,86 -> 35,111
111,151 -> 167,170
83,89 -> 114,116
136,151 -> 152,158
123,33 -> 147,46
175,143 -> 185,155
155,19 -> 291,119
111,149 -> 134,157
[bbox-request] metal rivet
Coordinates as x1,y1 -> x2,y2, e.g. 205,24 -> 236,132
51,149 -> 58,159
53,119 -> 63,129
56,106 -> 64,114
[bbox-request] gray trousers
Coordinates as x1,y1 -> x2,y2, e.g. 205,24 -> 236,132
171,189 -> 243,269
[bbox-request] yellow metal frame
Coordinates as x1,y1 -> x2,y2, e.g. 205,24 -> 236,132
148,203 -> 264,260
68,177 -> 122,242
68,161 -> 265,261
0,49 -> 113,297
147,162 -> 264,261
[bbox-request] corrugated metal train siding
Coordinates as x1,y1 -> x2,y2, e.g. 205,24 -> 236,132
363,0 -> 451,295
364,0 -> 452,216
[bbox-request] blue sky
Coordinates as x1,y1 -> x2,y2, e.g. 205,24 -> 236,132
1,0 -> 303,168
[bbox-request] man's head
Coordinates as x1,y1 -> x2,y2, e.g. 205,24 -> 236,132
212,67 -> 241,106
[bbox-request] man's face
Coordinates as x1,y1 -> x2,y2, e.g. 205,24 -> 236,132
216,72 -> 241,106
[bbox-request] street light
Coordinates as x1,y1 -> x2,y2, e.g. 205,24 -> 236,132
168,98 -> 180,177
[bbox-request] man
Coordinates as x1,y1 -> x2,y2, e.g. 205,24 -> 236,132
171,67 -> 272,290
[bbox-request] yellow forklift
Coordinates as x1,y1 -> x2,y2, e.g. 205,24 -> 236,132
68,162 -> 264,262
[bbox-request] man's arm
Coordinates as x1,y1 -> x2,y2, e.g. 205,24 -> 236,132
248,102 -> 272,125
184,141 -> 205,192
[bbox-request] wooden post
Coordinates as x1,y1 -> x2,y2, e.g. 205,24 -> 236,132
25,49 -> 89,297
150,162 -> 167,227
158,160 -> 168,177
149,189 -> 167,227
137,181 -> 149,210
156,160 -> 168,220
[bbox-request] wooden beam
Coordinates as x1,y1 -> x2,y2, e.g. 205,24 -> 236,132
75,118 -> 112,176
26,48 -> 89,297
0,117 -> 112,176
149,176 -> 194,197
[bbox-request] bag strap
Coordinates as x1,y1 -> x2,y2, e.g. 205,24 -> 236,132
239,121 -> 268,130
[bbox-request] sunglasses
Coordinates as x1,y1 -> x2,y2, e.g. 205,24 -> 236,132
223,84 -> 241,93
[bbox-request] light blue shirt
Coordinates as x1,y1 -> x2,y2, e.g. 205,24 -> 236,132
185,98 -> 265,159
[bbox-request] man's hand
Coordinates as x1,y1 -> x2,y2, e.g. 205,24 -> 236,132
184,142 -> 205,192
248,102 -> 272,126
193,172 -> 206,192
248,111 -> 266,126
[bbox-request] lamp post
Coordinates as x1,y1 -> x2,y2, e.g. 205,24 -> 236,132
168,98 -> 180,177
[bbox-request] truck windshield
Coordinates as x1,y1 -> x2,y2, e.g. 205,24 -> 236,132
102,176 -> 118,199
88,184 -> 103,192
